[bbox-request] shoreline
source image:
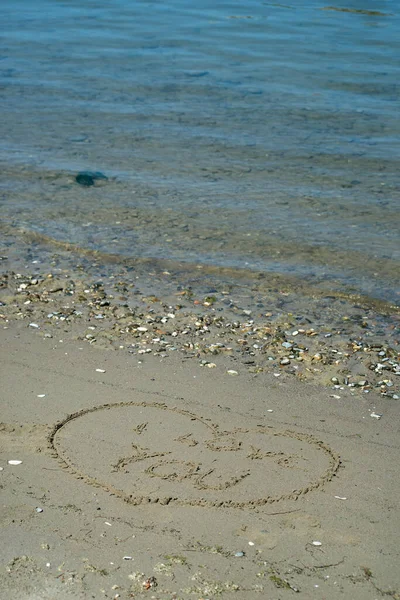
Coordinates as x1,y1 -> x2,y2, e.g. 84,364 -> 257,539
1,264 -> 398,398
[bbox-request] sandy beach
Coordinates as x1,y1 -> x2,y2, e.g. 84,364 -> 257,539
1,1 -> 399,597
1,316 -> 399,599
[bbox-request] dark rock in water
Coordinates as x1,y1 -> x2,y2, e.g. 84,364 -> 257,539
76,173 -> 94,186
75,171 -> 108,186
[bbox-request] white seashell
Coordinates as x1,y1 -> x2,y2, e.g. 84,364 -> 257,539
370,412 -> 382,419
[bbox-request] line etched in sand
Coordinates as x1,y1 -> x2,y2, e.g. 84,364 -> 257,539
48,401 -> 341,509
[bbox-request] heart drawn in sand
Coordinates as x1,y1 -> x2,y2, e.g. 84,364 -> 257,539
49,402 -> 340,509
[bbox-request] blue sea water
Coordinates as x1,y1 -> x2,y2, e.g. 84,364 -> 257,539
0,0 -> 399,302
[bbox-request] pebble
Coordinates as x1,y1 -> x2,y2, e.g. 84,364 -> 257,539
75,171 -> 107,186
234,551 -> 245,557
312,541 -> 322,546
96,368 -> 106,373
29,323 -> 39,328
282,342 -> 292,349
280,357 -> 290,365
35,507 -> 43,513
227,370 -> 238,375
8,460 -> 22,465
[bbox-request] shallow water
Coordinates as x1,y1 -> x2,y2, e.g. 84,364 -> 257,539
1,0 -> 399,303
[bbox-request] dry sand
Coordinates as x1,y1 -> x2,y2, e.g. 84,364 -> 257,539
1,322 -> 399,599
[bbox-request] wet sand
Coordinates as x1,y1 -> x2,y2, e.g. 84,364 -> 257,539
1,313 -> 399,598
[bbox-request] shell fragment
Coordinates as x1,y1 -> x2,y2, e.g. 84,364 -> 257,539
370,412 -> 382,419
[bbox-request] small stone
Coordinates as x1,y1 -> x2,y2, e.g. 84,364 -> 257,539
76,172 -> 95,186
280,357 -> 290,365
227,370 -> 238,375
312,541 -> 322,546
29,323 -> 39,328
96,368 -> 106,373
75,171 -> 107,186
8,460 -> 22,465
234,551 -> 245,557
